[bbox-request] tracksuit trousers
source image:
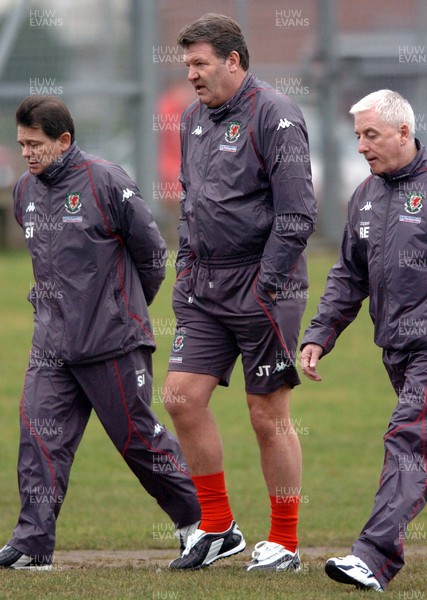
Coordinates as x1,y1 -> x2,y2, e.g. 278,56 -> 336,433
352,349 -> 427,589
9,346 -> 200,562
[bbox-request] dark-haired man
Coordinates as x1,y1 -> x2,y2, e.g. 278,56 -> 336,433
163,14 -> 316,571
0,95 -> 200,570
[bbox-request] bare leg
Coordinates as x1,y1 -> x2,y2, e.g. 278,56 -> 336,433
247,385 -> 302,498
163,372 -> 221,475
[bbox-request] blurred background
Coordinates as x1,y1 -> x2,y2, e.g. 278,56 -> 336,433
1,0 -> 427,250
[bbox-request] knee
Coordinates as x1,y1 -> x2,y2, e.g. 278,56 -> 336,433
162,380 -> 190,418
249,403 -> 277,441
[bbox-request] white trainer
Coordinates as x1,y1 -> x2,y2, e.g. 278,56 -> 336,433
325,554 -> 383,592
246,541 -> 301,572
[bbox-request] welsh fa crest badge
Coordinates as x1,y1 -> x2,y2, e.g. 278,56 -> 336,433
404,192 -> 424,214
225,121 -> 241,143
172,331 -> 185,352
65,192 -> 82,214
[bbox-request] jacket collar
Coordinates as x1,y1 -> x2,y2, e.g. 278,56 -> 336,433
380,139 -> 426,182
36,142 -> 79,185
208,73 -> 254,123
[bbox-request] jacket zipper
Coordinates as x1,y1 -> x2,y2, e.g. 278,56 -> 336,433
192,121 -> 217,295
379,183 -> 391,347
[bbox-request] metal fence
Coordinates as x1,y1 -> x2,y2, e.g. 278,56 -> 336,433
1,0 -> 426,248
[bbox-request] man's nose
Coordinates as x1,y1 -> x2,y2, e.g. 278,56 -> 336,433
187,67 -> 199,81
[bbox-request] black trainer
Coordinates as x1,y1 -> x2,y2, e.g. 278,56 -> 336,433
169,521 -> 246,570
0,544 -> 52,570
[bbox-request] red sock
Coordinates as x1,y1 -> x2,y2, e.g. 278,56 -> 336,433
268,495 -> 299,552
192,471 -> 234,533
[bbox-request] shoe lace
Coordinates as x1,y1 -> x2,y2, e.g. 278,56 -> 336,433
252,541 -> 269,559
182,529 -> 204,557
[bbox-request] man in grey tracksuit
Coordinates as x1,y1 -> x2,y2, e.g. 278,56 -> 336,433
163,14 -> 317,571
301,89 -> 427,592
0,95 -> 200,570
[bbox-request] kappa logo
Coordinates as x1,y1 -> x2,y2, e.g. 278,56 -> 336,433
192,125 -> 203,136
273,360 -> 291,373
26,202 -> 36,213
153,423 -> 164,437
360,201 -> 372,211
122,188 -> 135,202
277,117 -> 295,130
65,193 -> 82,214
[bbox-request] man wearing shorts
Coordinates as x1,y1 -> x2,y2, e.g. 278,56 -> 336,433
163,14 -> 317,571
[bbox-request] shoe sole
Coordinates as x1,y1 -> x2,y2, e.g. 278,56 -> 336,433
11,565 -> 53,571
247,561 -> 301,572
325,562 -> 378,591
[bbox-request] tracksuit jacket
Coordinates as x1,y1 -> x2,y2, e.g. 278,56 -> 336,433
176,73 -> 317,290
301,141 -> 427,589
13,142 -> 166,363
302,140 -> 427,354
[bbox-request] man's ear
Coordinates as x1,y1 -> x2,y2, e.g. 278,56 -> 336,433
399,123 -> 411,144
58,131 -> 72,151
227,50 -> 241,72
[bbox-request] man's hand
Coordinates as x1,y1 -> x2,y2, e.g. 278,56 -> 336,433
300,343 -> 323,382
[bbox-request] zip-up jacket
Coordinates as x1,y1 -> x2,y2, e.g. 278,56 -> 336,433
177,73 -> 317,293
14,143 -> 166,364
302,141 -> 427,354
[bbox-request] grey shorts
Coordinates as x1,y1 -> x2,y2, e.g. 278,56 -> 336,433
168,260 -> 306,394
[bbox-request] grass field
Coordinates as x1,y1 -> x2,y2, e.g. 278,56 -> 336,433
0,247 -> 426,599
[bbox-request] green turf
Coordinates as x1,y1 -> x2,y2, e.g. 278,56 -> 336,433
0,248 -> 426,598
